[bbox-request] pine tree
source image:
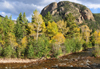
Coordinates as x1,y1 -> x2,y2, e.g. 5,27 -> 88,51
15,17 -> 23,43
43,12 -> 53,25
19,13 -> 23,24
23,12 -> 28,24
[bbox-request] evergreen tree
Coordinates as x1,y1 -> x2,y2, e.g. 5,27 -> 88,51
65,13 -> 80,38
15,17 -> 23,43
19,13 -> 23,24
27,44 -> 34,58
3,45 -> 13,58
23,12 -> 28,24
43,12 -> 53,25
9,15 -> 12,20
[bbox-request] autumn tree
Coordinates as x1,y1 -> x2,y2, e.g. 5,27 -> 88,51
65,13 -> 80,38
52,33 -> 65,46
32,10 -> 44,40
92,31 -> 100,45
80,25 -> 91,42
28,23 -> 36,36
57,20 -> 69,36
46,21 -> 58,38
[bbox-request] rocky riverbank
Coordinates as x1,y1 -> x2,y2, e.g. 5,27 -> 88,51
0,58 -> 39,63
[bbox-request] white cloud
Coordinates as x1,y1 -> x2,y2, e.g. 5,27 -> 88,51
3,1 -> 14,9
84,3 -> 100,9
59,0 -> 100,9
0,12 -> 11,17
59,0 -> 81,4
31,4 -> 44,11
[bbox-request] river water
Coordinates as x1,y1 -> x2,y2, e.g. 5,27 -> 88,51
0,48 -> 100,69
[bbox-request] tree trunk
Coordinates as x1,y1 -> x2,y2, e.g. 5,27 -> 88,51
36,24 -> 39,40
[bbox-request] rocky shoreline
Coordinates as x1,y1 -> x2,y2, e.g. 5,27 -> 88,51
0,48 -> 84,64
0,58 -> 39,63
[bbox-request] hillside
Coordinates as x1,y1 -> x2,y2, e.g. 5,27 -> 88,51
93,13 -> 100,25
0,15 -> 3,18
80,13 -> 100,29
41,1 -> 95,24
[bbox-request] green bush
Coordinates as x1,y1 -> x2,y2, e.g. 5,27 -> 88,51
0,46 -> 3,56
74,39 -> 82,52
3,45 -> 13,58
33,35 -> 51,58
92,45 -> 100,57
80,6 -> 86,11
51,43 -> 63,57
83,42 -> 92,50
27,44 -> 34,58
64,38 -> 82,54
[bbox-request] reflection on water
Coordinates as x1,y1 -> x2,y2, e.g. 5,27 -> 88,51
0,48 -> 100,69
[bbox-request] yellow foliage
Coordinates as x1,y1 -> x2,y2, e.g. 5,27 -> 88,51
93,31 -> 98,40
57,20 -> 68,35
41,22 -> 46,33
92,31 -> 100,44
0,40 -> 5,45
21,36 -> 27,48
33,10 -> 43,24
8,33 -> 18,47
80,25 -> 91,42
52,33 -> 65,45
21,36 -> 27,44
98,32 -> 100,37
47,21 -> 58,37
28,23 -> 36,36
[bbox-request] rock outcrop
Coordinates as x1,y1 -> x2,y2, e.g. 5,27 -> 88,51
41,1 -> 95,23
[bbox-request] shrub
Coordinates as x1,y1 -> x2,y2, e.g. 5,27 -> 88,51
27,44 -> 34,58
52,44 -> 62,57
33,35 -> 51,58
64,38 -> 82,54
92,45 -> 100,57
0,46 -> 3,56
80,6 -> 86,11
83,42 -> 92,50
3,45 -> 13,58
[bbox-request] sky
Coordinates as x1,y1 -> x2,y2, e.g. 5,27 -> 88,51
0,0 -> 100,22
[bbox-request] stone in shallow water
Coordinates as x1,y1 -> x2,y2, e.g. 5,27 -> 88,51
5,67 -> 7,68
70,65 -> 73,67
80,63 -> 84,65
24,65 -> 26,68
86,59 -> 91,63
64,59 -> 68,61
58,63 -> 66,66
73,58 -> 78,61
52,64 -> 58,68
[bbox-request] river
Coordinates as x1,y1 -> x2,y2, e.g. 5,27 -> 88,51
0,48 -> 100,69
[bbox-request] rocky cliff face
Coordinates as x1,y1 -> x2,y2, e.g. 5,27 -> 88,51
41,1 -> 95,23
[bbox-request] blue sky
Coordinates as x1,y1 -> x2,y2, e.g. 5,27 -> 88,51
90,8 -> 100,13
0,0 -> 100,22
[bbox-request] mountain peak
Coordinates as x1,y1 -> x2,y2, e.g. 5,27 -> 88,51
41,1 -> 95,23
